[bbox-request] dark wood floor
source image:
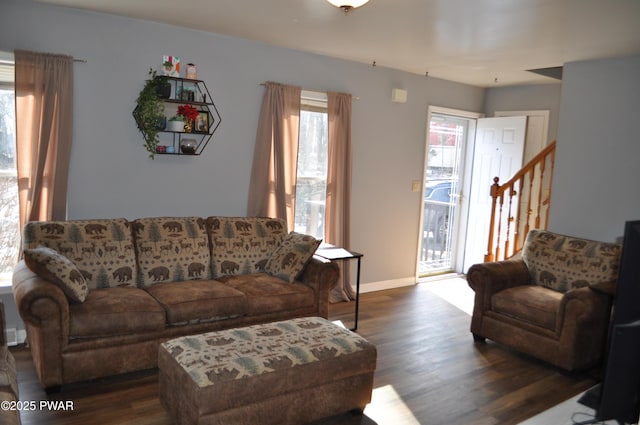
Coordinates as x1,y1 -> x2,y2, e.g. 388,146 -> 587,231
10,281 -> 598,425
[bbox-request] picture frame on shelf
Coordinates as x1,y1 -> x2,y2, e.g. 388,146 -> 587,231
162,55 -> 180,77
195,111 -> 209,133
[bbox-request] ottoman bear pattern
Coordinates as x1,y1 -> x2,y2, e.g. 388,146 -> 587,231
162,317 -> 372,386
159,317 -> 377,425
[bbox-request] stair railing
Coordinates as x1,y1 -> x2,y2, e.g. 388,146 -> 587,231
485,140 -> 556,262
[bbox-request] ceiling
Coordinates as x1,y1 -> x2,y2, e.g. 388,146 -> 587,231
34,0 -> 640,87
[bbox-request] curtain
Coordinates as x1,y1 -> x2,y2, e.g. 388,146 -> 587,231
15,50 -> 73,230
247,82 -> 301,230
326,91 -> 354,302
247,83 -> 353,302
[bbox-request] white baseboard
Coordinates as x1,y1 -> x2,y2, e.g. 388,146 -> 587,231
354,273 -> 463,295
358,277 -> 417,294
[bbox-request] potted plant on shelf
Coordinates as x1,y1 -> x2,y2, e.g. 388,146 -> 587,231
167,116 -> 185,132
176,104 -> 199,132
133,69 -> 172,158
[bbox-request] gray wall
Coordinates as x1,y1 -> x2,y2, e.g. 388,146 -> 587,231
549,55 -> 640,242
0,0 -> 484,290
1,1 -> 635,334
484,83 -> 562,143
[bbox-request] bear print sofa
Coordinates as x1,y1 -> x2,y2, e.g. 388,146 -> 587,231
12,216 -> 339,390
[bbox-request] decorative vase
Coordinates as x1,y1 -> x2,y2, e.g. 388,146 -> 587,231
167,120 -> 183,132
183,120 -> 193,133
180,138 -> 197,154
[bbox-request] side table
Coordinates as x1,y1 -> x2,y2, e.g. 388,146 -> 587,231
315,244 -> 363,331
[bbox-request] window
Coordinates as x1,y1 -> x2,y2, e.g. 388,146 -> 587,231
0,53 -> 18,282
294,91 -> 328,239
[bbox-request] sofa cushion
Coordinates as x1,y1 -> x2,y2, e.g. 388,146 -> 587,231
217,273 -> 315,315
265,232 -> 321,283
207,217 -> 287,278
133,217 -> 211,287
491,285 -> 564,331
24,246 -> 88,303
145,280 -> 247,325
522,229 -> 622,293
23,218 -> 137,289
69,288 -> 166,339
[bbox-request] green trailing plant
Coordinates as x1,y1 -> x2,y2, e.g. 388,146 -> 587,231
133,68 -> 170,159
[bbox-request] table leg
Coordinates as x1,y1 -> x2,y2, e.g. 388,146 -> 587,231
351,257 -> 361,332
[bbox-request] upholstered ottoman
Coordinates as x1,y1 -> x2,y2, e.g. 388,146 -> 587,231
158,317 -> 377,425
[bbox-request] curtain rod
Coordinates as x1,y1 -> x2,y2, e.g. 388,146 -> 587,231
258,82 -> 359,100
0,51 -> 86,63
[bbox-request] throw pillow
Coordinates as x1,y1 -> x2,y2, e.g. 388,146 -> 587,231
265,232 -> 321,283
24,246 -> 88,303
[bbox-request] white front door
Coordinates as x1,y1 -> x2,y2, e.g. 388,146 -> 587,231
462,116 -> 527,271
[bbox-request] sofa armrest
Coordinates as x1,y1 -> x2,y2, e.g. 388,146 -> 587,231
297,256 -> 340,318
13,260 -> 70,388
12,261 -> 70,335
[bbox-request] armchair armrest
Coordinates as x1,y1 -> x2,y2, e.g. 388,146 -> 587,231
467,259 -> 531,304
559,285 -> 612,329
467,259 -> 531,338
297,256 -> 339,318
589,280 -> 617,296
555,285 -> 613,369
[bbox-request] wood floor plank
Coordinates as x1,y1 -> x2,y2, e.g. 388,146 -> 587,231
11,280 -> 597,425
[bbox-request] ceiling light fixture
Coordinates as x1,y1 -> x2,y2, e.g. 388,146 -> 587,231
326,0 -> 370,13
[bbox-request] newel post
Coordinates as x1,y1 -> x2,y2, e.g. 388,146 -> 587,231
484,177 -> 500,262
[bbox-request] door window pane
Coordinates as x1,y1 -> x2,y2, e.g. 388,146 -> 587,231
419,114 -> 466,275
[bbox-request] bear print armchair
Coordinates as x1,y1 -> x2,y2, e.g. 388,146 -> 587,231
467,229 -> 621,371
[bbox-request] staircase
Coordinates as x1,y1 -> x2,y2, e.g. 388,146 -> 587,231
484,140 -> 556,262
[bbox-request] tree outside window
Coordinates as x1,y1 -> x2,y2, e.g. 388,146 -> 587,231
294,103 -> 328,239
0,86 -> 19,280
